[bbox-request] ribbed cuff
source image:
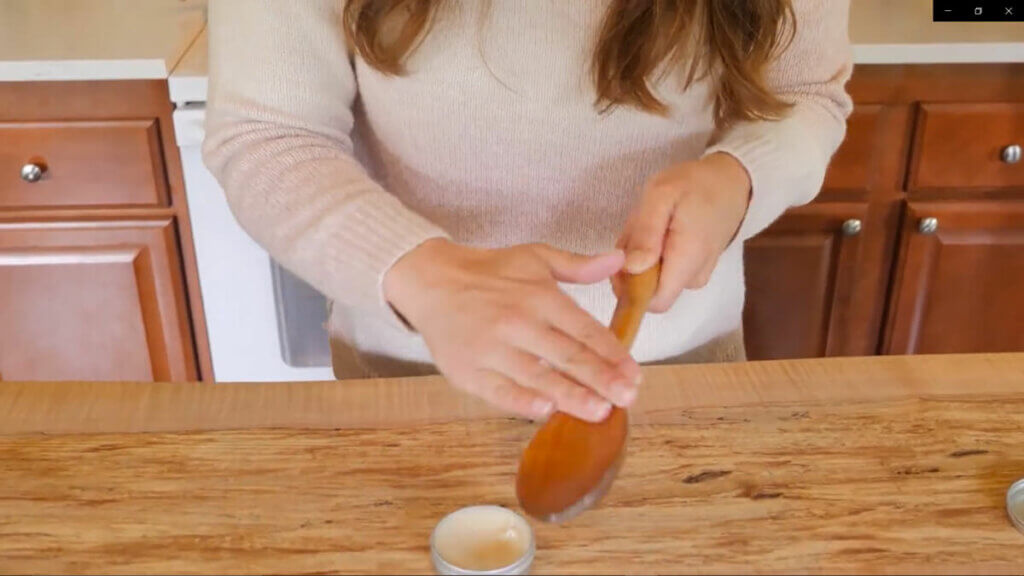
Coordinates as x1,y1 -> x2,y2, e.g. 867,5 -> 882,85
320,193 -> 449,334
703,109 -> 832,244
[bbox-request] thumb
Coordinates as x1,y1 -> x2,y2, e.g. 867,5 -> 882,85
532,245 -> 625,284
621,188 -> 675,274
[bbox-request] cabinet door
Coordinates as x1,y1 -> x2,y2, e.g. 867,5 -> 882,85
885,201 -> 1024,354
0,219 -> 198,381
743,203 -> 868,360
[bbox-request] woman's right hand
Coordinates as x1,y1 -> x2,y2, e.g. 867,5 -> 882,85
383,239 -> 642,422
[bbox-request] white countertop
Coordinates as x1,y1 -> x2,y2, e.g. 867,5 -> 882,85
0,0 -> 206,81
0,0 -> 1020,89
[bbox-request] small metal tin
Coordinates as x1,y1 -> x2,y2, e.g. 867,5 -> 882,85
1006,478 -> 1024,535
430,505 -> 535,575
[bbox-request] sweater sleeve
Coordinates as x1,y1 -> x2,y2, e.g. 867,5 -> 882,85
202,0 -> 449,330
703,0 -> 853,242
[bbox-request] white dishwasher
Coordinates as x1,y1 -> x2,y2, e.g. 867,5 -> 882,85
173,104 -> 335,382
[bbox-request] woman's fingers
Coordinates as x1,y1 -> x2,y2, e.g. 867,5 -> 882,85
622,198 -> 722,313
471,370 -> 555,421
535,290 -> 641,382
397,239 -> 652,422
610,236 -> 627,299
490,348 -> 612,422
692,257 -> 718,290
648,225 -> 709,312
531,244 -> 625,284
502,314 -> 638,408
620,187 -> 675,274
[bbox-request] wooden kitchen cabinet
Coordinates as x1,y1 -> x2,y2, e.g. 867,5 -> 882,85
1,66 -> 1021,380
743,203 -> 867,360
884,201 -> 1024,355
0,81 -> 211,382
0,218 -> 197,381
878,72 -> 1024,355
744,64 -> 1024,359
742,103 -> 909,360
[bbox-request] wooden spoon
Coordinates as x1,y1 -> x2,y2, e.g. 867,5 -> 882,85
515,263 -> 660,523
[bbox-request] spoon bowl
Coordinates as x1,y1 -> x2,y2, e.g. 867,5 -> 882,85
515,265 -> 660,522
515,406 -> 628,522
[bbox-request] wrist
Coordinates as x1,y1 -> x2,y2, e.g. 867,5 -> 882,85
699,152 -> 752,245
700,152 -> 752,206
382,237 -> 458,326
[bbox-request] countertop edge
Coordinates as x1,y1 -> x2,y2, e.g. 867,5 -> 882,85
2,353 -> 1022,436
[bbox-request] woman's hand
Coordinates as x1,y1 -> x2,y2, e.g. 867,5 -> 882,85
383,239 -> 642,422
616,152 -> 752,312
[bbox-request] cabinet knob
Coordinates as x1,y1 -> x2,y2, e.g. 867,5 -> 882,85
1002,144 -> 1022,165
20,163 -> 45,183
918,217 -> 939,235
841,218 -> 862,236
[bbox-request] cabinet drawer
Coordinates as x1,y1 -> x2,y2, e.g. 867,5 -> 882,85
909,103 -> 1024,192
0,120 -> 169,210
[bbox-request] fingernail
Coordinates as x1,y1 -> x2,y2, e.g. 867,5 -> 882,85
590,400 -> 612,421
624,250 -> 654,274
633,372 -> 644,386
617,385 -> 637,407
609,380 -> 636,407
532,398 -> 554,417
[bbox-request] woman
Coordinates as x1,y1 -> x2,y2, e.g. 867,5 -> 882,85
204,0 -> 852,423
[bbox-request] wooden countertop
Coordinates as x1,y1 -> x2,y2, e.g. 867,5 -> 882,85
2,354 -> 1024,574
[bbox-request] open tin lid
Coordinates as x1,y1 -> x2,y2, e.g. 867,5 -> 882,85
1006,478 -> 1024,534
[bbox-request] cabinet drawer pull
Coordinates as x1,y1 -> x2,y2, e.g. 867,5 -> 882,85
841,219 -> 862,236
1002,144 -> 1022,165
918,217 -> 939,235
20,162 -> 46,183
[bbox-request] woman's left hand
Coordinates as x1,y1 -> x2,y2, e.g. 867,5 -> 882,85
615,152 -> 752,313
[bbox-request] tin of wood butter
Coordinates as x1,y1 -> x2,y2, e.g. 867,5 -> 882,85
430,505 -> 535,575
1007,478 -> 1024,535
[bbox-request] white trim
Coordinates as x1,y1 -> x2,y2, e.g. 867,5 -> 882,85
853,43 -> 1024,65
169,76 -> 209,106
175,136 -> 336,382
0,250 -> 137,266
2,46 -> 1022,83
0,59 -> 168,82
172,105 -> 206,147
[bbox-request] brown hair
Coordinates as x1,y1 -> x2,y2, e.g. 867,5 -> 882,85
342,0 -> 795,126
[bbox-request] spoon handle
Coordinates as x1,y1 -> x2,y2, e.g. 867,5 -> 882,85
609,263 -> 661,349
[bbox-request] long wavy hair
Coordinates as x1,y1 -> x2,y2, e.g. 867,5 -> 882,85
342,0 -> 795,127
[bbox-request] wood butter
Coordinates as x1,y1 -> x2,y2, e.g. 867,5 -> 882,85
430,505 -> 534,574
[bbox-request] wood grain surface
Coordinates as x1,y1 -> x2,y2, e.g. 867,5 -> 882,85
1,354 -> 1023,574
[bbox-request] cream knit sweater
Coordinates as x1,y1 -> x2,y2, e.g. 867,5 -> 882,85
203,0 -> 853,376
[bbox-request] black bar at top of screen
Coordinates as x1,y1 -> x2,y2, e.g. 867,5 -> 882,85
933,1 -> 1023,21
